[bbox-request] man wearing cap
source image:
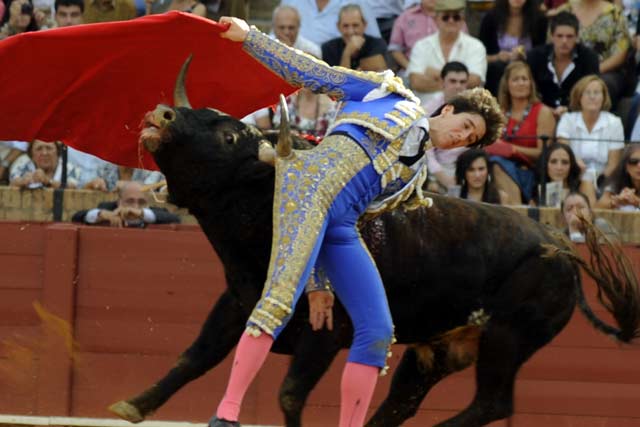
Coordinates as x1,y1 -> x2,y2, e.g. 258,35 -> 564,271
406,0 -> 486,106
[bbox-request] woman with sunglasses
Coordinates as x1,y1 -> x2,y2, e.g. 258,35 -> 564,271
596,144 -> 640,210
478,0 -> 548,95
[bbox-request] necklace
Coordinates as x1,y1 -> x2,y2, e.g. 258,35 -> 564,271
504,103 -> 531,141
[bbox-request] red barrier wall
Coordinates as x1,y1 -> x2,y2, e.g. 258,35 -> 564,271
1,222 -> 639,427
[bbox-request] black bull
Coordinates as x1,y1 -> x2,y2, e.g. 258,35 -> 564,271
109,94 -> 640,426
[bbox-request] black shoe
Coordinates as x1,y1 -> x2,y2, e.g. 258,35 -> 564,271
208,416 -> 240,427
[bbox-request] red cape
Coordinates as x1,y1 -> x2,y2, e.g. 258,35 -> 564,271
0,12 -> 295,170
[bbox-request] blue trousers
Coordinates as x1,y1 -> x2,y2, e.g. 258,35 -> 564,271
247,135 -> 394,368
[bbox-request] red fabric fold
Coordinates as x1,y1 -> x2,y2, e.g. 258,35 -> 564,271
0,12 -> 295,170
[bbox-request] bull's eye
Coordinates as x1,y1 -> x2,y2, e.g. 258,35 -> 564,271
224,132 -> 237,145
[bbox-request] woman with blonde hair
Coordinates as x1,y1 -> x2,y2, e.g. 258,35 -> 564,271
555,74 -> 624,192
486,60 -> 556,204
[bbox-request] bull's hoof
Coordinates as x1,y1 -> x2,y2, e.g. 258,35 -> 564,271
208,416 -> 240,427
108,400 -> 145,423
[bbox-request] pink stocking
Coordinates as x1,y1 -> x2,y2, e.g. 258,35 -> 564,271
215,332 -> 273,421
339,362 -> 379,427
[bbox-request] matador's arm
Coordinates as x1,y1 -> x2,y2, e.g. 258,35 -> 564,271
242,28 -> 415,103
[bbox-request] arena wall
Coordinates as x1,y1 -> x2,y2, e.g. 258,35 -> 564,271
1,221 -> 639,426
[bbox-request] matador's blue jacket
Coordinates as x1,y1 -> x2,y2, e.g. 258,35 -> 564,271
242,29 -> 432,210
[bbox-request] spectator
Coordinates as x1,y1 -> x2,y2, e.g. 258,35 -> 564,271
0,0 -> 39,39
83,0 -> 136,23
0,141 -> 28,185
279,0 -> 381,46
561,190 -> 616,242
272,5 -> 321,58
407,0 -> 486,106
478,0 -> 548,95
455,148 -> 507,204
526,11 -> 599,119
596,144 -> 640,210
487,61 -> 556,205
54,0 -> 83,25
362,0 -> 404,43
389,0 -> 439,76
321,4 -> 387,71
88,162 -> 165,192
424,61 -> 470,192
72,181 -> 180,227
33,0 -> 55,28
535,142 -> 597,206
145,0 -> 205,17
556,0 -> 633,107
555,75 -> 624,190
270,90 -> 338,140
9,140 -> 81,189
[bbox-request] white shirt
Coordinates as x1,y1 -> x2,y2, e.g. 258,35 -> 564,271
407,32 -> 487,106
280,0 -> 381,45
67,147 -> 110,186
363,0 -> 404,18
294,35 -> 322,58
555,111 -> 625,177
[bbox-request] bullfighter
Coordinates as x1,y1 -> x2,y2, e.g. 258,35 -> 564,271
212,16 -> 505,427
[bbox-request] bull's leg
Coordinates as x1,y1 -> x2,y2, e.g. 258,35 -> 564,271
278,328 -> 341,427
366,326 -> 481,427
434,321 -> 522,427
109,291 -> 248,423
435,260 -> 575,427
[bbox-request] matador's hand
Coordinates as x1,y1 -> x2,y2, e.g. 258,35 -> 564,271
308,290 -> 334,331
218,16 -> 250,42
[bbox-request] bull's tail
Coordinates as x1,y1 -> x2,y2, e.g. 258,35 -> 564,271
541,219 -> 640,343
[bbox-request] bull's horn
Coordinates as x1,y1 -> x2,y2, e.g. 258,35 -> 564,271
174,54 -> 193,108
276,94 -> 292,158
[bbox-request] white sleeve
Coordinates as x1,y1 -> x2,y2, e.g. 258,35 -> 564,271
555,114 -> 571,139
465,38 -> 487,82
608,115 -> 625,150
84,209 -> 102,224
142,208 -> 156,224
406,40 -> 429,75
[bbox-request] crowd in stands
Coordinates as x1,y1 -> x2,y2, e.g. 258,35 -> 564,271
2,0 -> 640,232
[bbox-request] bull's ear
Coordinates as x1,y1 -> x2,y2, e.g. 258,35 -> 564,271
276,94 -> 292,158
258,140 -> 275,165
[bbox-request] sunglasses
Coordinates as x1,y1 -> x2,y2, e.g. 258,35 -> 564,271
441,13 -> 462,22
627,158 -> 640,166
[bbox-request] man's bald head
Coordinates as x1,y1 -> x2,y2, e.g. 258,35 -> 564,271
118,181 -> 149,209
273,5 -> 301,46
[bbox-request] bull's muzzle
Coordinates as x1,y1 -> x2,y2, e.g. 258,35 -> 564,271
151,104 -> 176,127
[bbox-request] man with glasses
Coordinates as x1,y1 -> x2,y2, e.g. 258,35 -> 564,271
406,0 -> 486,106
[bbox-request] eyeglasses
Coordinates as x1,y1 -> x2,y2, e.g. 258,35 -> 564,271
441,13 -> 462,22
627,158 -> 640,166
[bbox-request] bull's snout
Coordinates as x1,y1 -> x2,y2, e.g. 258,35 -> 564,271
152,104 -> 176,127
140,104 -> 176,153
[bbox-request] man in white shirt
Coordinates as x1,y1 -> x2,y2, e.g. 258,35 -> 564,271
279,0 -> 381,46
407,0 -> 486,106
272,5 -> 322,59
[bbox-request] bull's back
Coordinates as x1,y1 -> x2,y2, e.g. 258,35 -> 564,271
361,195 -> 558,342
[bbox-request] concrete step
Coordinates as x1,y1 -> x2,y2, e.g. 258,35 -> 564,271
0,415 -> 276,427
